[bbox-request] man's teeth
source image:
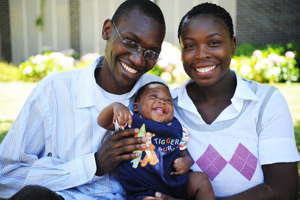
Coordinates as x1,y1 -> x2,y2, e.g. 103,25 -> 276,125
196,65 -> 216,73
122,62 -> 137,74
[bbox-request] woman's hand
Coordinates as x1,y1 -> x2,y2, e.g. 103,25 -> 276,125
94,128 -> 147,176
143,192 -> 185,200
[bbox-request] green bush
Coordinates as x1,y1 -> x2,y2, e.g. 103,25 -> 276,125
0,62 -> 23,82
149,41 -> 189,86
0,51 -> 100,82
231,47 -> 299,83
19,52 -> 76,81
1,42 -> 300,84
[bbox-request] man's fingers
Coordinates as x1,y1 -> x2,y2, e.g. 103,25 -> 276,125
111,128 -> 138,140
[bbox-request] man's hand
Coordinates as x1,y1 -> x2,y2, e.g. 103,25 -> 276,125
94,128 -> 147,176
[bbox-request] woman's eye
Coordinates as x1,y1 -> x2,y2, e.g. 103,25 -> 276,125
208,41 -> 221,46
184,44 -> 196,49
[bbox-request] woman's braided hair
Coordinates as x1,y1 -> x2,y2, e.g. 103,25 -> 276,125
178,3 -> 234,40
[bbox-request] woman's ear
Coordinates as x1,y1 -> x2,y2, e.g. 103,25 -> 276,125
133,102 -> 139,112
102,19 -> 112,40
231,37 -> 237,55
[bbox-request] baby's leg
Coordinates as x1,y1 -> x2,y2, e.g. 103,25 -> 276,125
186,171 -> 215,200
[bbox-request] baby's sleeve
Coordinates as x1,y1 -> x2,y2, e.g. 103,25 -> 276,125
179,125 -> 189,150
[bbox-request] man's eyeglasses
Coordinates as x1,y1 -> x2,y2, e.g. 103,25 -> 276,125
111,20 -> 161,62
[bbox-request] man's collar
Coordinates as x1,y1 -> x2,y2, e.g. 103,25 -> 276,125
76,56 -> 104,108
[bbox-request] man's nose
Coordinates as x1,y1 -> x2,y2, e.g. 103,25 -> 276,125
129,51 -> 146,68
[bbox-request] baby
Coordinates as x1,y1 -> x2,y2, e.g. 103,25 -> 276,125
98,82 -> 214,200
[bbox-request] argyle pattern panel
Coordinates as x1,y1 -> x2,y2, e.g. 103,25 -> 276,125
195,143 -> 257,181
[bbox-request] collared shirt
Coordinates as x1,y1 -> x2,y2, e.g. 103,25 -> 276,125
0,55 -> 164,200
171,71 -> 300,198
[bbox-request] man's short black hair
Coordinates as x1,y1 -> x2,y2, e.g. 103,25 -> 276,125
134,82 -> 169,103
112,0 -> 165,31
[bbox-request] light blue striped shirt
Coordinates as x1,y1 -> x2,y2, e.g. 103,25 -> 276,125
0,56 -> 164,199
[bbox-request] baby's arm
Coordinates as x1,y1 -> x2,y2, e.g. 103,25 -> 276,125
171,149 -> 193,175
97,102 -> 132,131
171,125 -> 192,175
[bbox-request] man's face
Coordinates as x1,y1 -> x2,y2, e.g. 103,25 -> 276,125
101,10 -> 165,94
133,84 -> 174,124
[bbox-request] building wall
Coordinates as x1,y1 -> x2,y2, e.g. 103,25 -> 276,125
78,0 -> 236,55
157,0 -> 236,48
0,0 -> 12,62
5,0 -> 236,65
236,0 -> 300,45
70,0 -> 80,55
8,0 -> 70,64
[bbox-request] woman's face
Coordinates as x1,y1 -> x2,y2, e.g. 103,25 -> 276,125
179,15 -> 236,87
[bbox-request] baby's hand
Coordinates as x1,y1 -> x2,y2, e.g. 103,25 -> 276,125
171,156 -> 192,175
112,103 -> 133,129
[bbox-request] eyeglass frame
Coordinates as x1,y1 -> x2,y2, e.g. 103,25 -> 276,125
111,20 -> 161,62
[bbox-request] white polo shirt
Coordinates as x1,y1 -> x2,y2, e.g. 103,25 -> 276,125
171,71 -> 300,198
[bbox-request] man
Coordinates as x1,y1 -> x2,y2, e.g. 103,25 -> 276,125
0,0 -> 166,199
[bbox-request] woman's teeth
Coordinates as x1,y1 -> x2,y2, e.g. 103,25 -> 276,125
196,65 -> 216,73
122,62 -> 137,74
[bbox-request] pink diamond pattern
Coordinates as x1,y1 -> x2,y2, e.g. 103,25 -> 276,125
229,143 -> 258,180
196,144 -> 227,181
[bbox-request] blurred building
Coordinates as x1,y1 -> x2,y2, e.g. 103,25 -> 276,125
0,0 -> 299,65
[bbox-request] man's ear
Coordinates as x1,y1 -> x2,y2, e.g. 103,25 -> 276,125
102,19 -> 112,40
133,102 -> 139,112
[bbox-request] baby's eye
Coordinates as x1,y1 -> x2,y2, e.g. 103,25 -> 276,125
149,94 -> 157,98
165,98 -> 173,104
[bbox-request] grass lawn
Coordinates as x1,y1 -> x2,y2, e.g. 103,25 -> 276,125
0,81 -> 300,198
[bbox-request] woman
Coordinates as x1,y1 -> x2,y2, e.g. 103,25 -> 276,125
171,3 -> 299,199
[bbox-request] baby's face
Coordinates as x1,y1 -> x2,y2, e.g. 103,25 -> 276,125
133,84 -> 174,123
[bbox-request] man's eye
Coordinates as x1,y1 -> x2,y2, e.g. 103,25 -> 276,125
124,39 -> 138,48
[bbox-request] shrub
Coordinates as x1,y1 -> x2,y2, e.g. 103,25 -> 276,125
231,49 -> 299,83
17,51 -> 100,81
19,52 -> 75,81
149,42 -> 188,86
0,62 -> 22,82
1,42 -> 299,84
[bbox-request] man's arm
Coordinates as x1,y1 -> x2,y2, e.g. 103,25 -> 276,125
0,89 -> 96,196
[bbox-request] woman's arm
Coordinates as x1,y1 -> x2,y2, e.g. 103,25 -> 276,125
220,162 -> 299,200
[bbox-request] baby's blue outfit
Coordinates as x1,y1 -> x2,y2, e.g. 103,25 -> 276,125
118,113 -> 188,200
